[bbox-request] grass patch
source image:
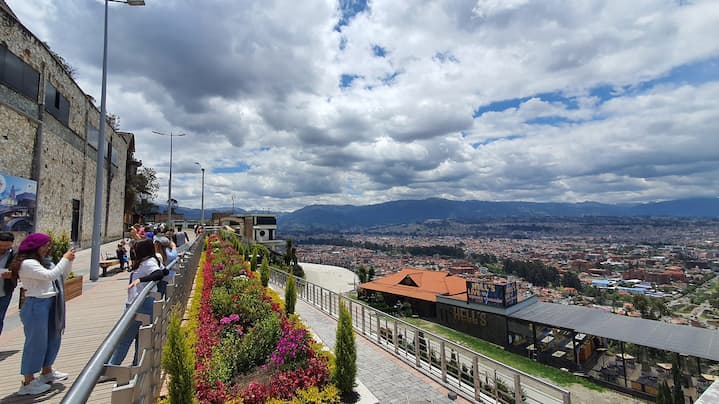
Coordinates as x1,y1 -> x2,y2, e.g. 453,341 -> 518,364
673,303 -> 696,314
402,317 -> 605,392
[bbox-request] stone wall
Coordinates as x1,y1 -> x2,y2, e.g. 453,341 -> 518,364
0,8 -> 130,246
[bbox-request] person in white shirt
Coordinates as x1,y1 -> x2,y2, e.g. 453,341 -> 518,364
9,233 -> 76,395
153,236 -> 176,297
106,238 -> 166,368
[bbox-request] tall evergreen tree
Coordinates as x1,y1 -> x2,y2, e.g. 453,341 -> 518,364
161,308 -> 194,403
357,266 -> 367,283
333,300 -> 357,395
672,356 -> 685,404
260,256 -> 270,287
367,266 -> 375,281
285,273 -> 297,315
250,248 -> 258,272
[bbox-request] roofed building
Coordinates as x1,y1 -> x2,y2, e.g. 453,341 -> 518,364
359,268 -> 466,317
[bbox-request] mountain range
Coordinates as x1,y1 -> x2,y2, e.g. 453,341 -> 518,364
170,197 -> 718,230
276,197 -> 719,231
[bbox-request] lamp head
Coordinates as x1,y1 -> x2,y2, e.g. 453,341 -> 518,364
127,0 -> 145,6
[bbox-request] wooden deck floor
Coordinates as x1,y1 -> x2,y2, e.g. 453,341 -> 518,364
0,271 -> 135,403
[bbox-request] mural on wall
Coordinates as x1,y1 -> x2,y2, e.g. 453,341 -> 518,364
0,173 -> 36,232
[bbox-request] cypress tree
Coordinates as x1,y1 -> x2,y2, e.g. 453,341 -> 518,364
250,248 -> 258,272
260,256 -> 270,287
285,273 -> 297,315
161,307 -> 194,403
333,300 -> 357,395
672,356 -> 685,404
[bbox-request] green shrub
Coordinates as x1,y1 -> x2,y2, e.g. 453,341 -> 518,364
234,313 -> 282,374
46,230 -> 71,263
266,384 -> 342,403
210,284 -> 272,329
260,256 -> 270,287
285,273 -> 297,315
332,300 -> 356,394
162,307 -> 195,403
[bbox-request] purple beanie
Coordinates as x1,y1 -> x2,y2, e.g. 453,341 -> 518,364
18,233 -> 52,253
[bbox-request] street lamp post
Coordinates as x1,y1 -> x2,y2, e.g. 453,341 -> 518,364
195,162 -> 205,225
90,0 -> 145,282
152,130 -> 186,231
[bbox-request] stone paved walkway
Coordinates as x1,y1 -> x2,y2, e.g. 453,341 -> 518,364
289,293 -> 471,404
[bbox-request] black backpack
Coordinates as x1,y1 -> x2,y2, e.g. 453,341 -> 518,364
3,248 -> 16,295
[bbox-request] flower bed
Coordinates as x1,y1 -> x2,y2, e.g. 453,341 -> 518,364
191,233 -> 339,403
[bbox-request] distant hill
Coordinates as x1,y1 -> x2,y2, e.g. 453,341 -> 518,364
277,197 -> 719,231
163,206 -> 246,220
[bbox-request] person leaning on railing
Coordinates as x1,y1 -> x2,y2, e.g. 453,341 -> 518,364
103,239 -> 168,375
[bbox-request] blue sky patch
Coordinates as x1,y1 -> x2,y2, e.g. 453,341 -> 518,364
213,163 -> 250,174
372,44 -> 386,57
474,57 -> 719,119
340,74 -> 360,88
433,51 -> 459,63
472,134 -> 526,148
473,91 -> 582,118
339,36 -> 348,51
524,116 -> 574,126
335,0 -> 369,32
381,71 -> 400,85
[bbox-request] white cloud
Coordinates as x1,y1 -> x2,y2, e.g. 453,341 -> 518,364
5,0 -> 719,211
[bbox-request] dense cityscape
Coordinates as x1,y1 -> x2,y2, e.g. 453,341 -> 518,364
292,217 -> 719,329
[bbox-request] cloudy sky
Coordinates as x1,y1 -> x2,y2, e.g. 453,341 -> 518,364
7,0 -> 719,212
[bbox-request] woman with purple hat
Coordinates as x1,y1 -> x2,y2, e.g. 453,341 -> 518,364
9,232 -> 76,395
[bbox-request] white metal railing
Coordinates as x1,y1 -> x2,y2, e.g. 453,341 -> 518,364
270,268 -> 571,404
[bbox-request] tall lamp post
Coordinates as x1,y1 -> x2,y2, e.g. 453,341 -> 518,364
90,0 -> 145,282
151,130 -> 186,231
195,162 -> 205,225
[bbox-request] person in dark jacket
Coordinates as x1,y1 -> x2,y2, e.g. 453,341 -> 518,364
0,231 -> 16,336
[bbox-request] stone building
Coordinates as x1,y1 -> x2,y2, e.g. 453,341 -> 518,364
0,2 -> 131,245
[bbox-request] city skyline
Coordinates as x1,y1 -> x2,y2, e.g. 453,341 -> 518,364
8,0 -> 719,211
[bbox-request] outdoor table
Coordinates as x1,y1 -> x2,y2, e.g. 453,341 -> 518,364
552,351 -> 566,358
565,341 -> 575,349
526,344 -> 536,351
541,335 -> 554,344
575,333 -> 586,341
657,363 -> 673,372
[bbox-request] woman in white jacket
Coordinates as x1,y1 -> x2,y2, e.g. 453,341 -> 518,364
107,238 -> 166,368
9,233 -> 76,395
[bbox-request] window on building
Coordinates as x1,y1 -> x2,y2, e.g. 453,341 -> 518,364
0,45 -> 40,100
44,82 -> 70,126
87,126 -> 99,149
109,142 -> 119,167
256,216 -> 277,225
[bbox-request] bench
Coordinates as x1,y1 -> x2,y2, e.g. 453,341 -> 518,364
99,259 -> 121,277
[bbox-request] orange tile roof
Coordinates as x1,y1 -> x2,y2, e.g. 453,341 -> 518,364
359,268 -> 467,302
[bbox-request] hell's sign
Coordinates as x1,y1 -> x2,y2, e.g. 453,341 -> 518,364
466,279 -> 518,307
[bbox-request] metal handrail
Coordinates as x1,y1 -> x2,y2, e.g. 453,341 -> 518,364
61,236 -> 203,404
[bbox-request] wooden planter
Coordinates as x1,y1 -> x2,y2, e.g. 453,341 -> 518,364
64,275 -> 83,301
